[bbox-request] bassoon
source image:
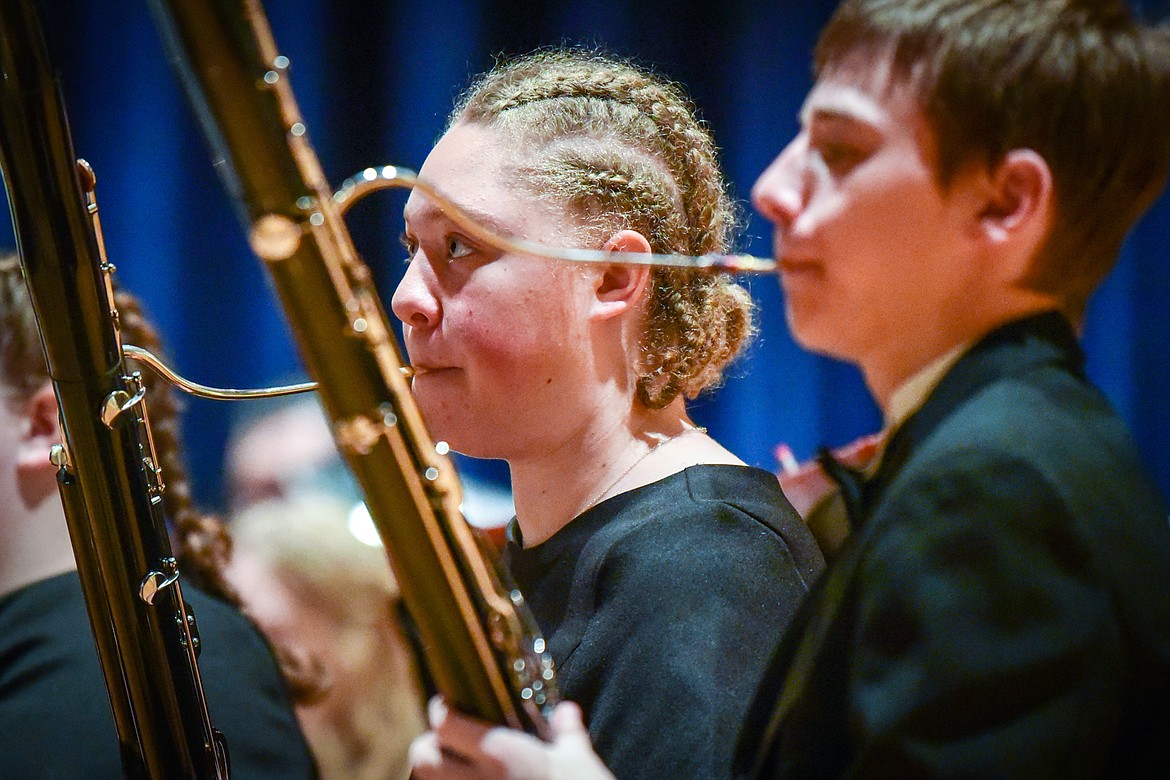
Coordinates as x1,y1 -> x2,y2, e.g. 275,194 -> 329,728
0,1 -> 229,777
146,0 -> 559,735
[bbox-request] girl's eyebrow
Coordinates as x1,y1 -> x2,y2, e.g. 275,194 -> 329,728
402,196 -> 512,239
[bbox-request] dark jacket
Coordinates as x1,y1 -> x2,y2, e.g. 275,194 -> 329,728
738,312 -> 1170,779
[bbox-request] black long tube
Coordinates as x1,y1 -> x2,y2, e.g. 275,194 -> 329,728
0,2 -> 228,776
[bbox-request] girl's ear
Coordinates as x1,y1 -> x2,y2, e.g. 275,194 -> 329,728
590,230 -> 652,321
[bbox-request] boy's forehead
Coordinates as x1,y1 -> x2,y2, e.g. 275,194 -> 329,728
801,60 -> 917,129
800,79 -> 888,127
800,59 -> 942,170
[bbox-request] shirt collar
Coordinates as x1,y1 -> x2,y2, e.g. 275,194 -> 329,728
885,342 -> 969,432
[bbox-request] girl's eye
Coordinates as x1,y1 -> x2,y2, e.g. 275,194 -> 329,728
399,232 -> 419,261
398,231 -> 475,265
447,235 -> 474,260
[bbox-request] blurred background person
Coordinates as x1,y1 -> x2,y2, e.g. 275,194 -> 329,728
224,395 -> 357,511
219,376 -> 518,777
0,253 -> 316,778
225,492 -> 427,780
224,393 -> 516,544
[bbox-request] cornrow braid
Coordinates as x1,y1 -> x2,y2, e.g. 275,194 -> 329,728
453,49 -> 755,408
1,252 -> 236,606
458,59 -> 729,253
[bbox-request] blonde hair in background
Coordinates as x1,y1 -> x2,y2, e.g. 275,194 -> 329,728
226,493 -> 425,780
453,49 -> 757,408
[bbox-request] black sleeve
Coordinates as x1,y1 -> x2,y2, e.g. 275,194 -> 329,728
0,574 -> 317,778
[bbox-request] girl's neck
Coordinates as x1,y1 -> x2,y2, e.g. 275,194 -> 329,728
507,401 -> 741,547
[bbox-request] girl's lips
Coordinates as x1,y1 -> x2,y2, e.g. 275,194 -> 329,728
410,364 -> 455,376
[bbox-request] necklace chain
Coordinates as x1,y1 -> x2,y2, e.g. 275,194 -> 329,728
582,426 -> 706,512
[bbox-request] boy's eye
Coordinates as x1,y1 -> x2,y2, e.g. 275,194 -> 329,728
815,142 -> 863,173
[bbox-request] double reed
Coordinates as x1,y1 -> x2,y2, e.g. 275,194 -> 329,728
0,1 -> 229,777
146,0 -> 559,734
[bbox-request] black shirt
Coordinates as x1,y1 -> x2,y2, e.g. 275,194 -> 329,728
0,571 -> 317,778
507,464 -> 824,780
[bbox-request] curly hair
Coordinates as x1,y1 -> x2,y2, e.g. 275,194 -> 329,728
1,252 -> 236,604
451,49 -> 756,408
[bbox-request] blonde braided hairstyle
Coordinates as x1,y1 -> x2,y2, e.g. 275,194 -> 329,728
452,49 -> 755,409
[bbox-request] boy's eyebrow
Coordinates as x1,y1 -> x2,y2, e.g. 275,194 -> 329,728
799,85 -> 886,129
800,104 -> 873,129
812,104 -> 852,120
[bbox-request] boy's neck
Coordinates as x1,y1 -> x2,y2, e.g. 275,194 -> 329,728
0,501 -> 76,599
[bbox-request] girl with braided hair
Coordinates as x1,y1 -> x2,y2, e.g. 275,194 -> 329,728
394,50 -> 823,779
0,253 -> 316,777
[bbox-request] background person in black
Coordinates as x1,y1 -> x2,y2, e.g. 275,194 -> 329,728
408,1 -> 1170,777
0,253 -> 317,778
395,50 -> 824,779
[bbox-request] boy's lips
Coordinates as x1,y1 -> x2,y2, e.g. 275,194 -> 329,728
778,256 -> 822,275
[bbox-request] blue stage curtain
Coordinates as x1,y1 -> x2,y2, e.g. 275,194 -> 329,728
4,0 -> 1166,509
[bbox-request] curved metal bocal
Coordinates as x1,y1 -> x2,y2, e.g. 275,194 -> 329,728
123,346 -> 413,401
123,345 -> 318,400
333,164 -> 779,274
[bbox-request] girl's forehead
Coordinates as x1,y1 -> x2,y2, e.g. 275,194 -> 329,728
406,125 -> 584,243
417,124 -> 513,186
406,129 -> 521,222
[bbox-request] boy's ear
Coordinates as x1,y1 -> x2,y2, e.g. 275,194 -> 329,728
590,230 -> 653,322
978,149 -> 1054,250
16,382 -> 61,477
